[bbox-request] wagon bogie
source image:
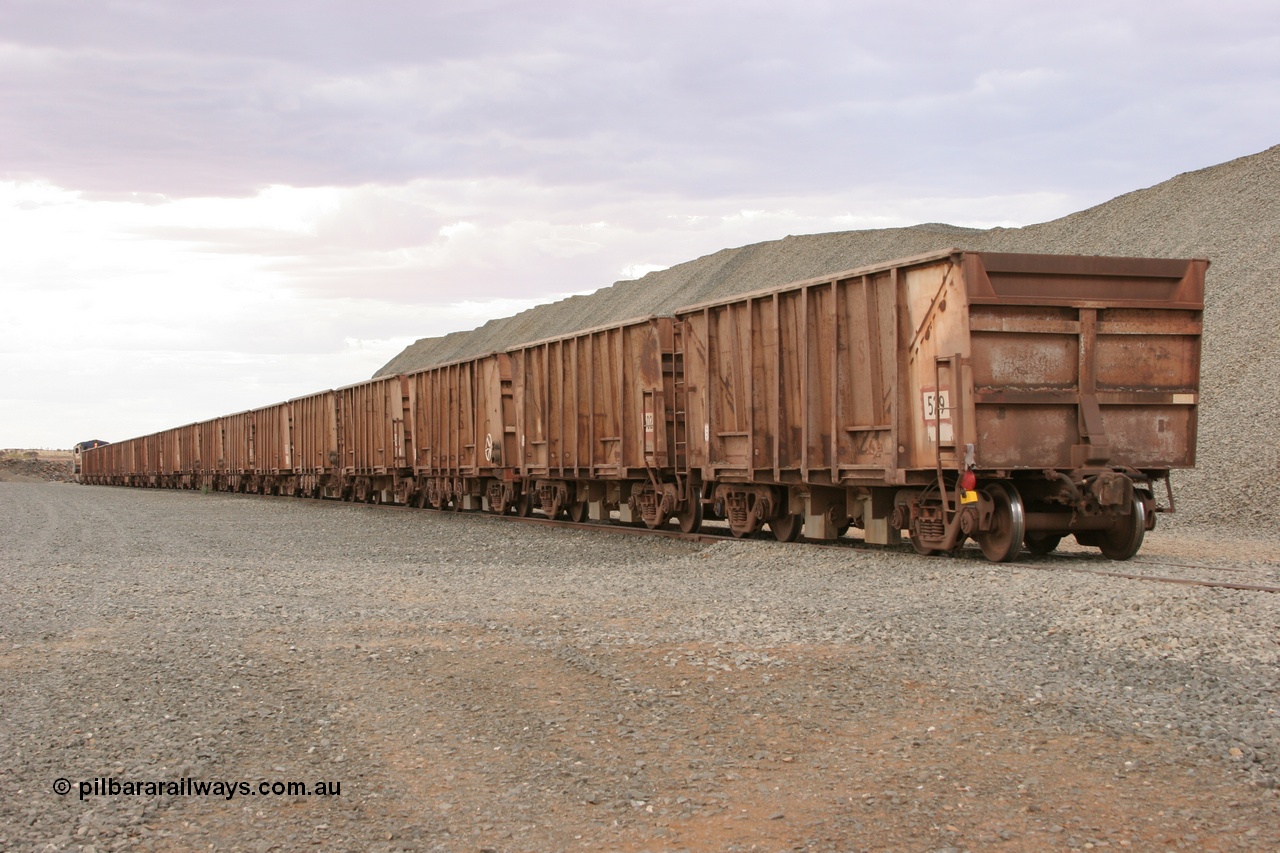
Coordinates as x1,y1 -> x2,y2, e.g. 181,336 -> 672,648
533,479 -> 573,519
709,484 -> 776,538
628,481 -> 681,529
420,475 -> 466,510
484,478 -> 519,515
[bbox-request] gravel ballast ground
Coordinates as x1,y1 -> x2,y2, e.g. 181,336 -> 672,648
3,481 -> 1278,852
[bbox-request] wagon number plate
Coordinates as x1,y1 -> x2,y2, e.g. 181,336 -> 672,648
922,388 -> 953,444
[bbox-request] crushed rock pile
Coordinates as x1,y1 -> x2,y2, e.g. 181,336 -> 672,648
0,454 -> 74,482
377,145 -> 1280,530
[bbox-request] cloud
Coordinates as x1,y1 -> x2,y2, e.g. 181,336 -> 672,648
46,176 -> 1071,315
1,1 -> 1273,202
972,68 -> 1067,96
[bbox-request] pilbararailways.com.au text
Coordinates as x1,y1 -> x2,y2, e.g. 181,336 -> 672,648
54,777 -> 342,801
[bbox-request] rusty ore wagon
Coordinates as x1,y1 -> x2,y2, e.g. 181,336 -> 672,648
80,249 -> 1205,562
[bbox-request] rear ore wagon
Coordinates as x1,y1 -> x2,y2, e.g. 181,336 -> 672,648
678,249 -> 1205,560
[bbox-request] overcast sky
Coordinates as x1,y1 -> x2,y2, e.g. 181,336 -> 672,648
2,0 -> 1276,448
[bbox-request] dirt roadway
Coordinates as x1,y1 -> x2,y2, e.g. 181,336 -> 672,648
1,481 -> 1277,852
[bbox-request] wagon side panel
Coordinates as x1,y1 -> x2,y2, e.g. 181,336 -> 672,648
961,253 -> 1205,472
292,390 -> 337,476
622,319 -> 670,473
896,258 -> 973,474
197,419 -> 218,479
253,403 -> 289,474
832,270 -> 898,478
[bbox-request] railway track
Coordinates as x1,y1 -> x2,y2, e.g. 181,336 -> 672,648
353,496 -> 1280,594
1004,558 -> 1280,594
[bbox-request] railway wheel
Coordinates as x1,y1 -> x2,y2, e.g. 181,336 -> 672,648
515,493 -> 533,517
769,514 -> 803,543
1098,494 -> 1146,561
974,482 -> 1025,563
568,500 -> 589,523
676,499 -> 703,534
1025,532 -> 1062,556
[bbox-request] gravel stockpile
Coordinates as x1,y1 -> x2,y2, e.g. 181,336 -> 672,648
3,482 -> 1278,851
0,453 -> 73,482
377,145 -> 1280,530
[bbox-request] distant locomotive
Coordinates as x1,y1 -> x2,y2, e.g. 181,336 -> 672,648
81,249 -> 1206,562
72,439 -> 109,478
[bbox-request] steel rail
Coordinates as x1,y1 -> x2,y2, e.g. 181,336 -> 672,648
1006,561 -> 1280,594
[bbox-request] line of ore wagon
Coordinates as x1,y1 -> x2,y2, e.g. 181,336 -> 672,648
80,249 -> 1207,562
